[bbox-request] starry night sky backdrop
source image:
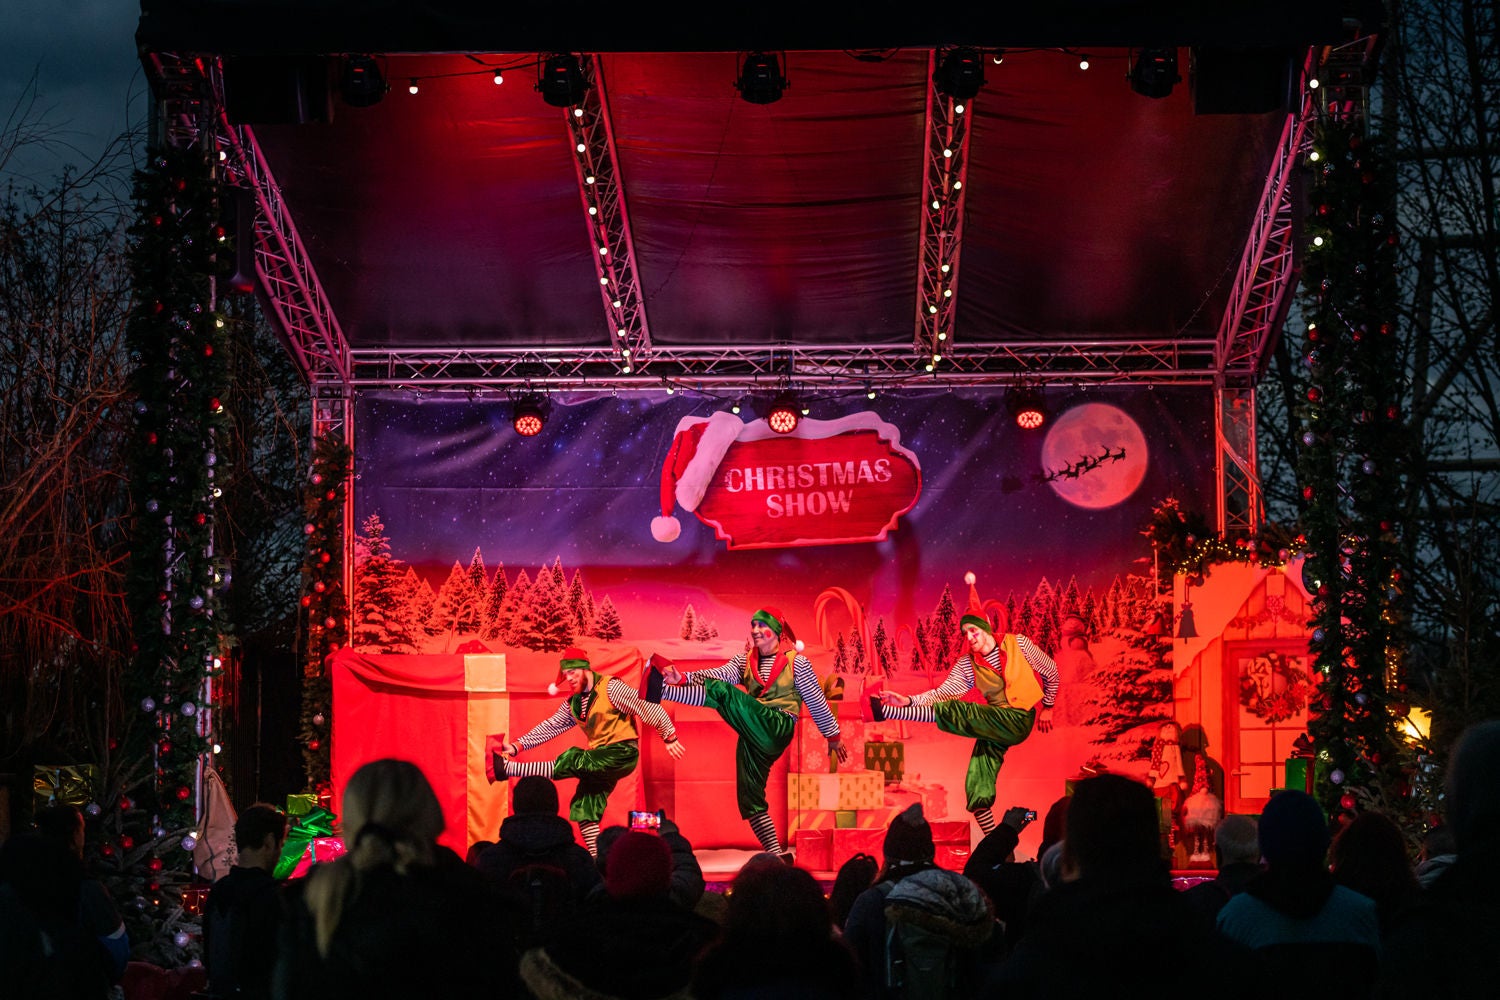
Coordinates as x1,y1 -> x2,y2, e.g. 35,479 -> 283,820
355,387 -> 1214,641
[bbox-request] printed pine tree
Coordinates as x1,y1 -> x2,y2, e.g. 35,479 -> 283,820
567,570 -> 595,637
456,547 -> 487,634
481,563 -> 509,640
913,618 -> 931,671
353,513 -> 415,651
429,561 -> 472,639
414,575 -> 439,636
833,634 -> 849,673
872,618 -> 894,675
849,630 -> 868,675
693,617 -> 713,642
515,562 -> 574,651
1081,591 -> 1100,640
929,585 -> 960,667
1031,578 -> 1060,652
1084,576 -> 1173,761
679,604 -> 697,641
398,567 -> 433,641
496,568 -> 532,645
594,595 -> 623,641
1062,577 -> 1082,620
550,557 -> 567,591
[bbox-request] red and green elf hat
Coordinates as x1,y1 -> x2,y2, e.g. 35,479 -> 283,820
548,646 -> 591,696
958,571 -> 1001,635
751,607 -> 805,654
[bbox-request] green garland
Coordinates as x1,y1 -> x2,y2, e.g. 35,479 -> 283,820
298,432 -> 350,789
124,147 -> 231,833
1296,111 -> 1408,822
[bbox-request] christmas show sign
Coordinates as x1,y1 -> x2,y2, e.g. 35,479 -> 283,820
650,411 -> 922,549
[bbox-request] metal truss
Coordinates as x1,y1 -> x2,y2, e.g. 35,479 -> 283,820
213,119 -> 352,386
566,55 -> 651,363
1213,46 -> 1318,387
347,338 -> 1217,392
914,49 -> 975,363
144,51 -> 214,152
1216,387 -> 1261,538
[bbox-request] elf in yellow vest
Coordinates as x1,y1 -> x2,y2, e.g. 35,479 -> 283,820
643,607 -> 847,858
867,574 -> 1059,836
486,646 -> 684,856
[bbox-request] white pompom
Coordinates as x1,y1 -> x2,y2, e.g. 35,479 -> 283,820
794,639 -> 805,652
651,515 -> 681,543
964,571 -> 976,585
548,682 -> 560,697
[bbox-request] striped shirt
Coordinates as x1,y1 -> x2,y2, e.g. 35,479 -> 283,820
910,636 -> 1060,708
686,652 -> 841,738
515,677 -> 678,749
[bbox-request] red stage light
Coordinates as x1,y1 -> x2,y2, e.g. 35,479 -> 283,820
513,397 -> 547,437
1007,387 -> 1047,430
766,396 -> 800,434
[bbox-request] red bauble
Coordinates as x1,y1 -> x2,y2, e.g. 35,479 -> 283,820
1307,387 -> 1322,402
158,740 -> 172,755
1386,405 -> 1400,420
1302,485 -> 1315,500
319,552 -> 331,564
101,843 -> 115,857
147,881 -> 160,892
176,786 -> 191,801
326,490 -> 337,501
308,739 -> 321,751
313,581 -> 326,593
121,835 -> 135,850
148,857 -> 164,872
147,432 -> 158,445
203,344 -> 214,357
300,595 -> 312,607
323,617 -> 336,629
194,513 -> 207,526
1340,793 -> 1357,810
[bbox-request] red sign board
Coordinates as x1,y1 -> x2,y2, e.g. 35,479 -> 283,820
692,415 -> 921,549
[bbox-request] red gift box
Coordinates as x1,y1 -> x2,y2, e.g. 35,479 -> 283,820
934,843 -> 972,871
830,828 -> 886,871
794,828 -> 832,870
929,819 -> 970,872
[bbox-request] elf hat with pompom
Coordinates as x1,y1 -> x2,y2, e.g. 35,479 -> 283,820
651,412 -> 743,543
548,646 -> 592,697
751,606 -> 806,654
958,571 -> 998,635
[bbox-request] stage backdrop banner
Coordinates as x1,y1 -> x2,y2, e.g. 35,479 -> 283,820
346,387 -> 1218,852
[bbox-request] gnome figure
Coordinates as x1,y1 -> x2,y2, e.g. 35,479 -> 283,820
1182,755 -> 1224,864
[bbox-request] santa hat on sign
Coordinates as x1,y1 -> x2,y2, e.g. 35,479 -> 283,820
651,412 -> 743,542
548,646 -> 592,697
959,572 -> 1009,635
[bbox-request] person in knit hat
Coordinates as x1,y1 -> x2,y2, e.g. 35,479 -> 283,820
485,647 -> 684,857
866,572 -> 1060,836
641,607 -> 846,858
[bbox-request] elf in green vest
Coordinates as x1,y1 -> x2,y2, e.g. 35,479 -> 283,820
486,646 -> 684,856
867,573 -> 1060,837
643,607 -> 847,858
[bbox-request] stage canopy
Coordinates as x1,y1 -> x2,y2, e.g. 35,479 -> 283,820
136,1 -> 1354,395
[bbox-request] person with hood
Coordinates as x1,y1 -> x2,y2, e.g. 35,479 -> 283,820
487,646 -> 684,857
643,606 -> 846,857
844,804 -> 1000,998
519,830 -> 717,1000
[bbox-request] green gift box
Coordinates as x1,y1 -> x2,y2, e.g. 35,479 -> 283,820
1285,757 -> 1313,793
286,792 -> 319,817
864,741 -> 905,784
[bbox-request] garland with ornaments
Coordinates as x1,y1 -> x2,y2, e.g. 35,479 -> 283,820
298,432 -> 350,789
1295,107 -> 1409,824
124,145 -> 232,839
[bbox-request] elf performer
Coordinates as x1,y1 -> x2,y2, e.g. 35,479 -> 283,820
642,607 -> 847,858
486,646 -> 685,856
866,573 -> 1059,835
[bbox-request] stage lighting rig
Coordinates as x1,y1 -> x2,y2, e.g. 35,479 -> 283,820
512,395 -> 549,437
933,47 -> 985,100
340,55 -> 387,107
538,53 -> 588,108
766,392 -> 801,434
1007,386 -> 1047,430
1129,47 -> 1180,99
736,52 -> 788,105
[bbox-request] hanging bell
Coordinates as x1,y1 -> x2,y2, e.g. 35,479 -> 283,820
1176,603 -> 1198,640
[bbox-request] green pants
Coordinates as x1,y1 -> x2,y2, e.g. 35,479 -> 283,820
552,740 -> 639,823
933,700 -> 1037,812
703,678 -> 797,818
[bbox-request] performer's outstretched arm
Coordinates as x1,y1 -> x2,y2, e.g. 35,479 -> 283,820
606,678 -> 686,759
509,703 -> 577,754
680,656 -> 744,686
792,657 -> 847,763
894,658 -> 974,707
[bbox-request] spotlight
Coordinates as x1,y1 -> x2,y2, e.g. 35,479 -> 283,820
934,47 -> 985,100
736,52 -> 787,105
538,53 -> 587,108
1130,47 -> 1181,99
512,396 -> 548,437
1008,387 -> 1047,430
340,55 -> 386,107
766,393 -> 800,434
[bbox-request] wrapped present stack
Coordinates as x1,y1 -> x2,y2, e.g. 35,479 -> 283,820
32,763 -> 98,811
864,739 -> 905,784
274,792 -> 346,879
788,717 -> 869,774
